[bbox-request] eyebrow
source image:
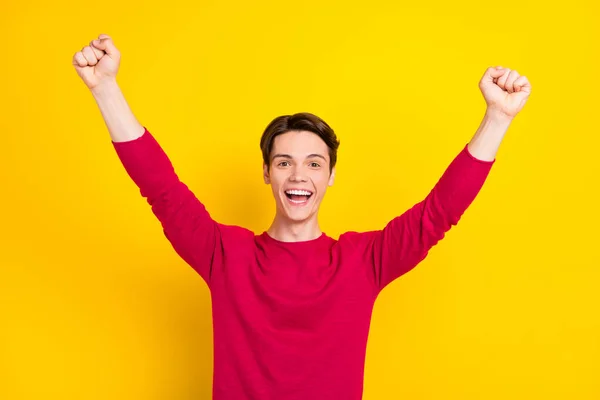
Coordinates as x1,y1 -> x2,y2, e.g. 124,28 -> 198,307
271,153 -> 328,161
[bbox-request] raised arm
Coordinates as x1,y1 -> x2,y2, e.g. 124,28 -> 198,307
370,66 -> 532,291
73,34 -> 219,286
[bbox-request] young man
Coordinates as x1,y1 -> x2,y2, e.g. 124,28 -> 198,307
73,34 -> 531,399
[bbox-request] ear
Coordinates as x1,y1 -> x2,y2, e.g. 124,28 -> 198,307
328,167 -> 336,187
263,163 -> 270,184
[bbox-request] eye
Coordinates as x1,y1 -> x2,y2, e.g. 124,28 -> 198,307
278,161 -> 290,167
309,162 -> 320,168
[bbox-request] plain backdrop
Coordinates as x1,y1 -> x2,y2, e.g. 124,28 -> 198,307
1,1 -> 599,399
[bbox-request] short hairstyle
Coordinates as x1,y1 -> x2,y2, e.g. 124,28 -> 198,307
259,112 -> 340,172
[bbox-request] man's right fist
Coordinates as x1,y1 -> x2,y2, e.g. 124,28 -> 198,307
73,34 -> 121,90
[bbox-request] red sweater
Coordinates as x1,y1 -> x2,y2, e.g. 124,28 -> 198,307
112,128 -> 494,399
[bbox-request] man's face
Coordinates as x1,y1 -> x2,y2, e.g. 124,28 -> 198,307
263,130 -> 335,223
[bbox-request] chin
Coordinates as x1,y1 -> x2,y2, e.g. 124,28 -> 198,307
279,203 -> 317,223
286,212 -> 313,223
279,206 -> 309,221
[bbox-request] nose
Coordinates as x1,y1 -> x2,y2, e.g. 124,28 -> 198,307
289,167 -> 308,182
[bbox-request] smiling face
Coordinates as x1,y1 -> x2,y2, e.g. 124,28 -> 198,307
263,130 -> 335,223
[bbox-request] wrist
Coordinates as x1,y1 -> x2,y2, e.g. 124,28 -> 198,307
467,110 -> 513,161
484,108 -> 514,126
90,78 -> 119,98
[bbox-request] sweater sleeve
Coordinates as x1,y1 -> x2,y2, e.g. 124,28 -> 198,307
369,144 -> 495,292
112,127 -> 219,287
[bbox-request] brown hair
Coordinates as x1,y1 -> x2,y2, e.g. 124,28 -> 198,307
260,112 -> 340,172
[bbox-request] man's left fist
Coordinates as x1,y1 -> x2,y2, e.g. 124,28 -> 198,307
479,66 -> 531,119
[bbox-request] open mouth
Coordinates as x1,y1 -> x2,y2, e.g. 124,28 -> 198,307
284,189 -> 313,205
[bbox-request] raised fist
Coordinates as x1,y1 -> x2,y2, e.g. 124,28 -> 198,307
72,34 -> 121,90
479,66 -> 531,119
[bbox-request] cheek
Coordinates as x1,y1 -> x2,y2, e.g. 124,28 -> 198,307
312,174 -> 331,193
268,173 -> 286,192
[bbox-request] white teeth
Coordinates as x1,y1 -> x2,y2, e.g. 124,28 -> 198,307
285,189 -> 312,196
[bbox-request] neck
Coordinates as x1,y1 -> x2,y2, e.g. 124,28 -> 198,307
267,213 -> 322,242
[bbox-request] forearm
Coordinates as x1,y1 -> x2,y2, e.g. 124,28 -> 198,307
91,79 -> 145,143
467,110 -> 513,161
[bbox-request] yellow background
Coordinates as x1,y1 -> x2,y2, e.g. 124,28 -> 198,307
1,0 -> 599,399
